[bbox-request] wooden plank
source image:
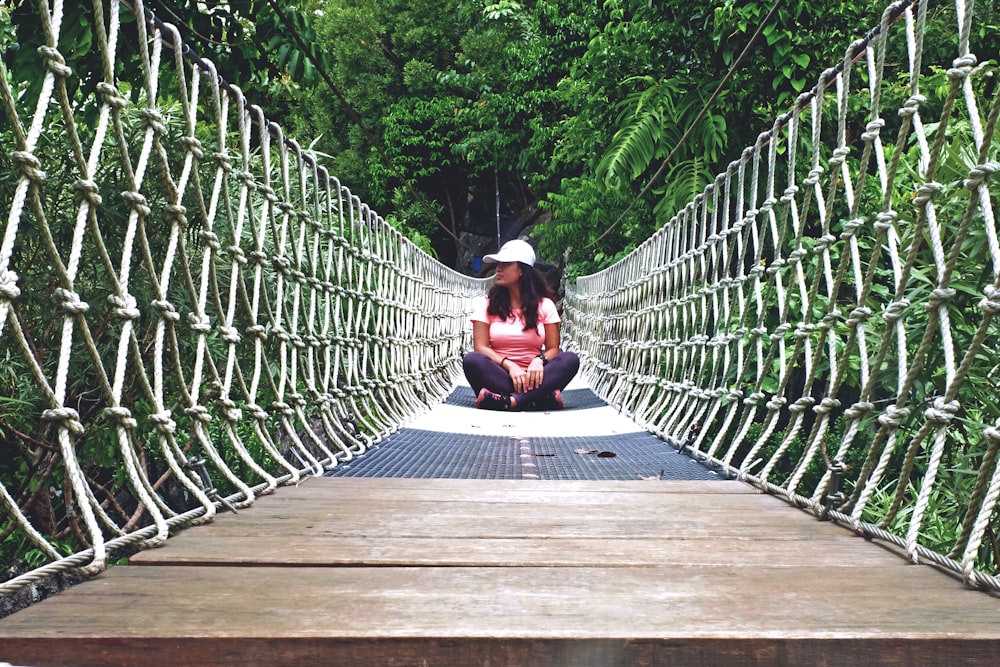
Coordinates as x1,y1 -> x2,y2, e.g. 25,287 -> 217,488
2,565 -> 999,666
129,535 -> 904,568
133,480 -> 860,565
136,504 -> 843,542
5,477 -> 1000,666
131,479 -> 876,567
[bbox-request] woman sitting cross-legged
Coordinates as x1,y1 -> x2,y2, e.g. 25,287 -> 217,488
463,239 -> 580,411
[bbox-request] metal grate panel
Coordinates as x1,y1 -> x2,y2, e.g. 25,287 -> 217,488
324,429 -> 722,481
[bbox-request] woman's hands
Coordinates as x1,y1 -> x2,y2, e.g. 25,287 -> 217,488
507,356 -> 545,393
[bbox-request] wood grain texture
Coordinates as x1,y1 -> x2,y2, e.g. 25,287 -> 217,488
3,477 -> 1000,666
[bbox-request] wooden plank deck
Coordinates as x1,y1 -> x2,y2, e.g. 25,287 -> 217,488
3,382 -> 1000,666
2,478 -> 1000,666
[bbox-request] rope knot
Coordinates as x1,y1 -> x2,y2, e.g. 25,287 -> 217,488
121,191 -> 151,217
766,258 -> 786,275
985,426 -> 1000,447
270,401 -> 294,417
164,204 -> 188,227
770,323 -> 792,340
789,396 -> 816,413
245,325 -> 267,340
212,151 -> 233,171
980,286 -> 1000,315
861,118 -> 885,142
181,136 -> 205,159
840,217 -> 864,240
794,322 -> 814,338
184,405 -> 212,423
96,82 -> 127,109
912,181 -> 942,206
37,45 -> 71,78
41,407 -> 85,435
218,325 -> 241,344
927,287 -> 956,310
844,401 -> 875,420
878,405 -> 910,428
829,146 -> 850,167
964,161 -> 999,190
11,151 -> 45,184
746,391 -> 766,405
139,108 -> 166,135
187,312 -> 211,333
875,210 -> 898,231
149,410 -> 177,434
73,179 -> 102,206
217,398 -> 242,423
767,396 -> 788,411
54,288 -> 89,315
0,270 -> 21,301
813,397 -> 841,415
788,247 -> 808,263
813,234 -> 837,252
803,166 -> 824,187
151,299 -> 180,322
272,256 -> 291,274
249,250 -> 269,266
947,53 -> 978,79
226,245 -> 247,265
199,230 -> 221,250
898,94 -> 926,118
104,406 -> 137,430
925,397 -> 960,425
882,299 -> 910,323
847,306 -> 872,327
246,403 -> 269,420
780,185 -> 799,203
108,293 -> 140,321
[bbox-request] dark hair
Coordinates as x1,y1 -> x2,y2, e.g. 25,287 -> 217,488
487,262 -> 556,331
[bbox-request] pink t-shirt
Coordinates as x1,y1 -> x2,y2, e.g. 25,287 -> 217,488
471,296 -> 561,368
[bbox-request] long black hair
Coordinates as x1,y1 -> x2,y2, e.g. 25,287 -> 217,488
487,263 -> 556,331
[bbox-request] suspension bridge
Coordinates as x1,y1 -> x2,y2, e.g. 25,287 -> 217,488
1,0 -> 999,664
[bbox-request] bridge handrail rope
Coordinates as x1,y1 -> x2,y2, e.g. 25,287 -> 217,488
565,0 -> 1000,589
0,0 -> 487,597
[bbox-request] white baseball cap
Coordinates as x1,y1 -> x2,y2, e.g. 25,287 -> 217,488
482,239 -> 536,266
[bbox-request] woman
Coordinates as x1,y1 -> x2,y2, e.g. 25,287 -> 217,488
463,239 -> 580,410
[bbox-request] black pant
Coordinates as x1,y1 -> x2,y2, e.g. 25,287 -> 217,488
462,350 -> 580,408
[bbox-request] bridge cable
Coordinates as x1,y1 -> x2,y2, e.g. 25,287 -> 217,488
589,0 -> 786,249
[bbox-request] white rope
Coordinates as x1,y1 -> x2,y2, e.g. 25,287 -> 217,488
566,0 -> 1000,589
0,0 -> 486,597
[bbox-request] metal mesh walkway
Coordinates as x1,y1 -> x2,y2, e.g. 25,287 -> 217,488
324,383 -> 722,481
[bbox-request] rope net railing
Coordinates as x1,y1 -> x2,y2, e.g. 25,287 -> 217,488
0,0 -> 486,597
566,0 -> 1000,590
